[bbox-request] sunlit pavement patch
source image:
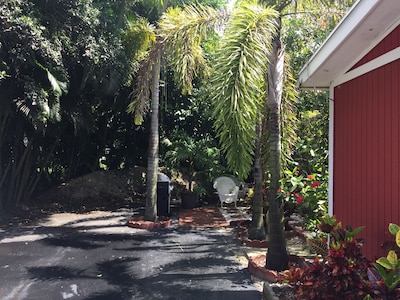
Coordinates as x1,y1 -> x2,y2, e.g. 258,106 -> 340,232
0,233 -> 53,244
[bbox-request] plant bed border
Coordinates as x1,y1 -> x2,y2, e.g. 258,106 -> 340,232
236,221 -> 307,248
248,253 -> 307,282
126,216 -> 172,230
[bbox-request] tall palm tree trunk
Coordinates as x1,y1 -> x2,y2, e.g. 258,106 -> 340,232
249,121 -> 266,240
145,51 -> 161,222
265,29 -> 288,271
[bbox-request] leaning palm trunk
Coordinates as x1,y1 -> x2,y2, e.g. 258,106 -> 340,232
145,50 -> 161,222
249,121 -> 266,240
265,32 -> 288,271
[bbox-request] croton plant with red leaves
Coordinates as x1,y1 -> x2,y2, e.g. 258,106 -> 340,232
282,221 -> 374,299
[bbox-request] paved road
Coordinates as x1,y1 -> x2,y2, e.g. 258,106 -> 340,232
0,210 -> 261,300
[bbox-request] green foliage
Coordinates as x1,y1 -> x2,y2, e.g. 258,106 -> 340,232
122,17 -> 156,63
291,91 -> 329,174
279,168 -> 328,230
162,131 -> 226,195
306,215 -> 364,256
210,2 -> 278,179
158,64 -> 228,199
286,221 -> 400,300
128,2 -> 225,125
317,213 -> 337,232
282,1 -> 355,176
0,0 -> 355,220
366,223 -> 400,299
0,0 -> 138,213
159,4 -> 222,95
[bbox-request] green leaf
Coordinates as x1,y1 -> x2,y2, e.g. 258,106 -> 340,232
375,263 -> 388,280
389,277 -> 400,291
387,250 -> 398,267
345,226 -> 364,240
376,256 -> 394,269
386,269 -> 397,287
35,60 -> 67,97
396,230 -> 400,248
388,223 -> 400,236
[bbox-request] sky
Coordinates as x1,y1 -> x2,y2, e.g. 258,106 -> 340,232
227,0 -> 235,11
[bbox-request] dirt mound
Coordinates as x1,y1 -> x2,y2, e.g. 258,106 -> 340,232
1,168 -> 148,227
34,168 -> 147,212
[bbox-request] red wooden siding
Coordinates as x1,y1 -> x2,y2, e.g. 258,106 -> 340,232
350,24 -> 400,71
334,59 -> 400,260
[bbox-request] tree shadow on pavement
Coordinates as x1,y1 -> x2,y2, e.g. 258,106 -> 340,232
22,226 -> 259,300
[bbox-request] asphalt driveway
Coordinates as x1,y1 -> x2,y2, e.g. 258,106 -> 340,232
0,210 -> 261,300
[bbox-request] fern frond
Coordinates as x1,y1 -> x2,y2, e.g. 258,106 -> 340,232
307,237 -> 328,256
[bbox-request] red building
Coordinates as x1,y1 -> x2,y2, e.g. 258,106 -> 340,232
298,0 -> 400,260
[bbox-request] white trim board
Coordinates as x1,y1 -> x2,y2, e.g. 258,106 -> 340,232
333,46 -> 400,87
328,85 -> 334,217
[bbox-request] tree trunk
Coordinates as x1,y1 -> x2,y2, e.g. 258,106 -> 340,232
249,121 -> 266,240
145,50 -> 161,222
265,30 -> 288,271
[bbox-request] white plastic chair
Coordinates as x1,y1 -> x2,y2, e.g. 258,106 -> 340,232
213,176 -> 239,208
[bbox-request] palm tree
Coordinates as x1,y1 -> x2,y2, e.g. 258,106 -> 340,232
210,1 -> 289,268
261,0 -> 354,272
130,0 -> 351,271
131,1 -> 283,245
128,4 -> 223,221
212,0 -> 352,271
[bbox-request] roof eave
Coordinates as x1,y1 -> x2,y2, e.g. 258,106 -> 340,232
298,0 -> 381,89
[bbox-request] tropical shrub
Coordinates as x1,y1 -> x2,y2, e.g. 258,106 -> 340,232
284,220 -> 373,299
365,223 -> 400,299
279,168 -> 328,230
162,130 -> 227,199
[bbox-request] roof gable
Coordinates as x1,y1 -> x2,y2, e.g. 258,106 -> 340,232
298,0 -> 400,89
350,23 -> 400,70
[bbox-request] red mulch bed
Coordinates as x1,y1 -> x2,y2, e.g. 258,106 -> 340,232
179,206 -> 230,228
126,216 -> 172,229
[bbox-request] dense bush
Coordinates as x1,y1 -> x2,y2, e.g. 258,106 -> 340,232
0,0 -> 142,214
284,221 -> 373,299
284,220 -> 400,299
279,168 -> 328,231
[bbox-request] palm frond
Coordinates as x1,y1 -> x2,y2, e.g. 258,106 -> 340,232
210,2 -> 278,179
127,41 -> 165,125
280,53 -> 298,169
46,70 -> 64,97
122,17 -> 156,63
158,4 -> 227,95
